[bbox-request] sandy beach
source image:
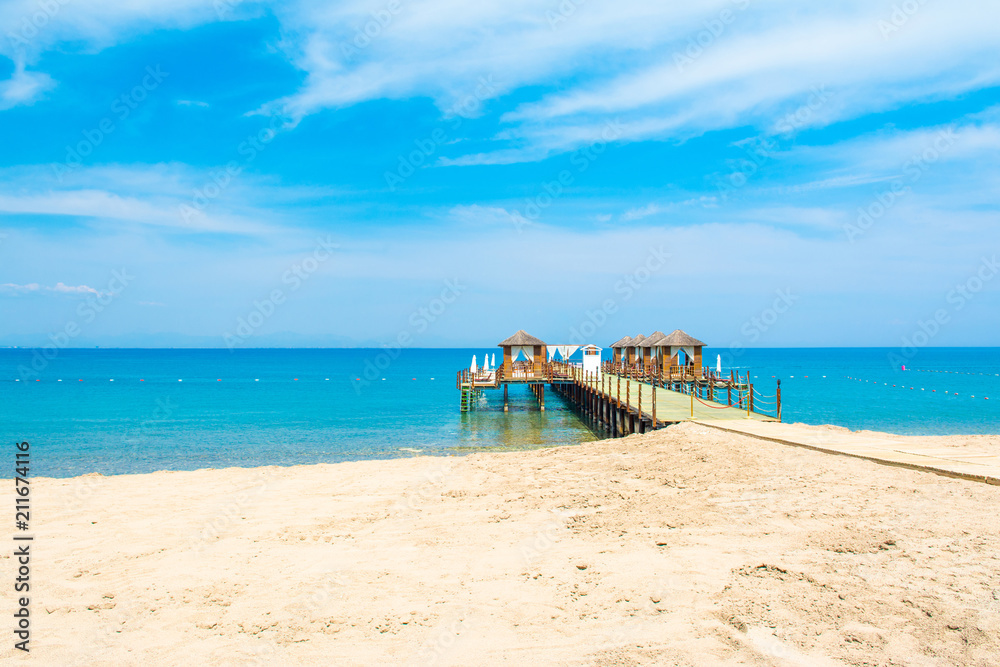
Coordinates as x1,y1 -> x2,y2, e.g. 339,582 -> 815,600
7,422 -> 1000,665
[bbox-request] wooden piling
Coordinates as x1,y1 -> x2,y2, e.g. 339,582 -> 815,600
638,383 -> 642,428
777,379 -> 782,422
652,381 -> 657,429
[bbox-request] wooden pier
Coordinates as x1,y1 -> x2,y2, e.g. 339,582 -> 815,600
457,330 -> 780,437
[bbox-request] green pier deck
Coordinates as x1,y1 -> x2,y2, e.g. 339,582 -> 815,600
581,372 -> 778,425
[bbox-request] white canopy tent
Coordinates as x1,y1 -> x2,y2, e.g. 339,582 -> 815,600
546,345 -> 581,361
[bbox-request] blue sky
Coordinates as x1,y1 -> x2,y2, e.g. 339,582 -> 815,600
1,0 -> 998,348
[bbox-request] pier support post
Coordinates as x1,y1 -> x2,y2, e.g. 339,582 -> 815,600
539,383 -> 545,412
503,384 -> 508,412
777,379 -> 782,422
652,382 -> 656,430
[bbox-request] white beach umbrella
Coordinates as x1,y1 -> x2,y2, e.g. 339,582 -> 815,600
483,352 -> 490,371
717,354 -> 722,374
471,355 -> 477,374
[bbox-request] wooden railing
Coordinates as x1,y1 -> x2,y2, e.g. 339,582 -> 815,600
457,358 -> 782,421
598,362 -> 782,420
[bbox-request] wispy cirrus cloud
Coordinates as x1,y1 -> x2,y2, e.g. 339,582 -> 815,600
0,164 -> 285,236
263,0 -> 1000,162
4,1 -> 999,164
0,63 -> 54,110
0,281 -> 101,296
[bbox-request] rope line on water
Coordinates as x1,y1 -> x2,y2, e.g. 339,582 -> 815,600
846,376 -> 990,400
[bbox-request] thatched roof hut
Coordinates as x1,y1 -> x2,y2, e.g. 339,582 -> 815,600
497,330 -> 546,347
660,329 -> 706,347
638,331 -> 667,347
609,335 -> 633,348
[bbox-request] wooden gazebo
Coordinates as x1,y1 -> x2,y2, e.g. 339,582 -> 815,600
638,331 -> 667,369
609,335 -> 632,364
498,330 -> 547,381
659,329 -> 706,372
626,334 -> 645,366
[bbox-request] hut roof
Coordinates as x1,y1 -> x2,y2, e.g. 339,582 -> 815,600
639,331 -> 667,347
630,334 -> 646,347
660,329 -> 706,347
609,335 -> 633,348
497,330 -> 546,347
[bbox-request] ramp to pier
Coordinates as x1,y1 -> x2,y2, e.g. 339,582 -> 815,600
694,420 -> 1000,486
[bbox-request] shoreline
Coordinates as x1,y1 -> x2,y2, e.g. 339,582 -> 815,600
13,419 -> 1000,483
6,421 -> 1000,664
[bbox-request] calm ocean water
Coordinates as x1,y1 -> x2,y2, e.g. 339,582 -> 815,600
2,347 -> 999,477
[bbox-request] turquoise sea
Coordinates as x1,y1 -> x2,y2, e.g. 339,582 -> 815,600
2,347 -> 999,477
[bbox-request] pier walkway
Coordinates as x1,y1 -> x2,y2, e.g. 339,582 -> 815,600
695,420 -> 1000,486
582,372 -> 777,424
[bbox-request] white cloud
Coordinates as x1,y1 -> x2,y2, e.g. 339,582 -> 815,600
3,1 -> 998,164
0,282 -> 100,296
0,164 -> 289,236
620,203 -> 667,222
619,197 -> 718,222
263,0 -> 1000,161
447,204 -> 519,227
0,0 -> 224,61
0,63 -> 54,110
